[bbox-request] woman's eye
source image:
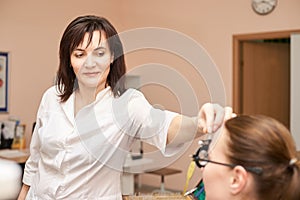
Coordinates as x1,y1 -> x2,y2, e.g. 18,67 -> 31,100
96,51 -> 105,57
74,53 -> 84,58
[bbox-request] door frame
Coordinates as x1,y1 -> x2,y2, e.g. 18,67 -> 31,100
232,29 -> 300,114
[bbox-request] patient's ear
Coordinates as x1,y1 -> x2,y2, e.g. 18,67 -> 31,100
229,166 -> 248,195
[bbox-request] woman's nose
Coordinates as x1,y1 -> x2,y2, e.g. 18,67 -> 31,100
200,167 -> 205,172
83,55 -> 96,68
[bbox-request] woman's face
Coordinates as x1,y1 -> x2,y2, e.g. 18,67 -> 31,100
202,128 -> 232,200
71,30 -> 113,91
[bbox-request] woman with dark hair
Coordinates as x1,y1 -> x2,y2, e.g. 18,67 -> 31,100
56,15 -> 126,102
196,115 -> 300,200
18,15 -> 232,199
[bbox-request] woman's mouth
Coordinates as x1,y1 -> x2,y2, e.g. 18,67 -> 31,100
83,72 -> 101,77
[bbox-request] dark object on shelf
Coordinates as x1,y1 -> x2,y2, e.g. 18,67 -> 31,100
0,123 -> 13,149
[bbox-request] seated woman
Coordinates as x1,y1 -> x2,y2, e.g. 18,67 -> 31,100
192,115 -> 300,200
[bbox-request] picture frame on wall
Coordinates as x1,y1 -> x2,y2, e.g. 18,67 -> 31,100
0,52 -> 8,112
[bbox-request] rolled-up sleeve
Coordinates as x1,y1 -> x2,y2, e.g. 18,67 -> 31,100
126,89 -> 180,156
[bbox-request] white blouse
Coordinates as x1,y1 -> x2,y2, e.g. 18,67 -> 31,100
23,86 -> 177,200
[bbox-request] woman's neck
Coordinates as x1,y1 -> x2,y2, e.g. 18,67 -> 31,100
74,86 -> 97,116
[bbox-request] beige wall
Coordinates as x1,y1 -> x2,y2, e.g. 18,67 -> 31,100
1,0 -> 299,191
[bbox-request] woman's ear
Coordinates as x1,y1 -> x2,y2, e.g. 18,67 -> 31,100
229,166 -> 248,195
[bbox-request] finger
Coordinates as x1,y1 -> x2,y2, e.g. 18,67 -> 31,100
212,104 -> 225,132
198,118 -> 207,133
199,103 -> 215,133
224,106 -> 233,120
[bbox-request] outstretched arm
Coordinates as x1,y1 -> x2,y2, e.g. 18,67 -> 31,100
167,103 -> 233,146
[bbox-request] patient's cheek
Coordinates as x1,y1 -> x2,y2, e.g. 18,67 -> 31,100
202,164 -> 228,199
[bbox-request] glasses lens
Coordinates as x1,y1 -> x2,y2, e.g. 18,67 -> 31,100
198,149 -> 208,167
198,149 -> 208,160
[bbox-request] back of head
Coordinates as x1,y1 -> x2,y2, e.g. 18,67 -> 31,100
225,115 -> 300,200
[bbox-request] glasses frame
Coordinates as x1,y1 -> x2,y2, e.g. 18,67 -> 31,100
192,139 -> 263,175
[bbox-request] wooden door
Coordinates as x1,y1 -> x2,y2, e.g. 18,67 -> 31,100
242,41 -> 290,128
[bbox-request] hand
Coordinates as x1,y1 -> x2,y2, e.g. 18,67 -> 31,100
198,103 -> 234,133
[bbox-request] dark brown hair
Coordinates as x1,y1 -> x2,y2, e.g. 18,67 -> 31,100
56,15 -> 126,102
225,115 -> 300,200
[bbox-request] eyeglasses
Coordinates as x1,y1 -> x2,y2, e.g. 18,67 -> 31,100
192,139 -> 263,175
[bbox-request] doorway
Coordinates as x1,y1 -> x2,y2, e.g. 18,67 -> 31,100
233,30 -> 300,129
